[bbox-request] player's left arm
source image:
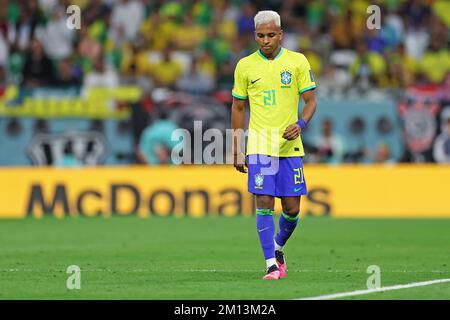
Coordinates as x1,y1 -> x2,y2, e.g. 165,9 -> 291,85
283,89 -> 317,140
284,54 -> 317,140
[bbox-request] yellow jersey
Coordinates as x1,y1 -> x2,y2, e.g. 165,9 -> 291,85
232,47 -> 316,157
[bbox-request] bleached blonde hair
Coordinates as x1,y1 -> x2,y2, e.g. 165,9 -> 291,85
254,10 -> 281,29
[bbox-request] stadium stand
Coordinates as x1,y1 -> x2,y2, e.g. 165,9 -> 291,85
0,0 -> 449,165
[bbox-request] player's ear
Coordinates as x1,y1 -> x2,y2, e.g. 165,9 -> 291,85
279,29 -> 284,41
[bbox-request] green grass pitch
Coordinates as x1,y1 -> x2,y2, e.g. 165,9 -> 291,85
0,216 -> 449,300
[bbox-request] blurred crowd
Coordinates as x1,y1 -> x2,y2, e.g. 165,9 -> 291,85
0,0 -> 448,95
0,0 -> 449,166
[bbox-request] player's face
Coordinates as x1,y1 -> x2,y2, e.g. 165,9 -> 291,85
255,22 -> 283,58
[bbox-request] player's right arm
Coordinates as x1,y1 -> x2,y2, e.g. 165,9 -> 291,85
231,97 -> 247,173
231,60 -> 248,173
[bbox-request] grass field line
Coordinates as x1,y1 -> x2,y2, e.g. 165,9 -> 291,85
296,278 -> 450,300
1,268 -> 448,274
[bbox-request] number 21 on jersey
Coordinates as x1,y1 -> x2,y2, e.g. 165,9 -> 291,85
263,90 -> 276,106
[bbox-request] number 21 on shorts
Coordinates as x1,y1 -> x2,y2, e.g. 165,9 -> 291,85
293,168 -> 304,184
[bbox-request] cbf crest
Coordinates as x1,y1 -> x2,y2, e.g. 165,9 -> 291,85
280,70 -> 292,85
254,173 -> 264,189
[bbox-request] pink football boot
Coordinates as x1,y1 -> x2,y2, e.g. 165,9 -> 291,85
275,250 -> 287,278
262,265 -> 280,280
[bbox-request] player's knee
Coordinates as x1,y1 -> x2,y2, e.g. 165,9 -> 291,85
256,196 -> 274,209
283,209 -> 299,217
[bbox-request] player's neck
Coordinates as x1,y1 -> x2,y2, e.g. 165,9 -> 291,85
260,46 -> 282,60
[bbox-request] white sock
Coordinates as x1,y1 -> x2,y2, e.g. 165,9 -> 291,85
266,258 -> 277,270
274,240 -> 283,252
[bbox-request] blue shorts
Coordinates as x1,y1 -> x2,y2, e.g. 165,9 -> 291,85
247,154 -> 308,197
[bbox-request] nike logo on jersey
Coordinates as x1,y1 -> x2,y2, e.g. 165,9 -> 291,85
294,187 -> 302,192
258,227 -> 269,233
251,78 -> 261,84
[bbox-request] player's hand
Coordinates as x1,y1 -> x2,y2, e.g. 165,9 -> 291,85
233,152 -> 247,173
283,123 -> 301,140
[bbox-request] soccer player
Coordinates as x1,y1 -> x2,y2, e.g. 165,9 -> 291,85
231,10 -> 317,280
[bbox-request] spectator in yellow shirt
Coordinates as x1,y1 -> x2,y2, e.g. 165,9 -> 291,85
350,42 -> 386,88
172,14 -> 206,51
151,46 -> 183,88
121,42 -> 153,76
419,36 -> 450,84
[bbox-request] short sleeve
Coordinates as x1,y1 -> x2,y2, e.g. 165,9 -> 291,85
232,60 -> 248,100
297,54 -> 317,94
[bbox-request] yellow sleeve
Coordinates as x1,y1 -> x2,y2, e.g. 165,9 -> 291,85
232,60 -> 248,100
297,54 -> 317,94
